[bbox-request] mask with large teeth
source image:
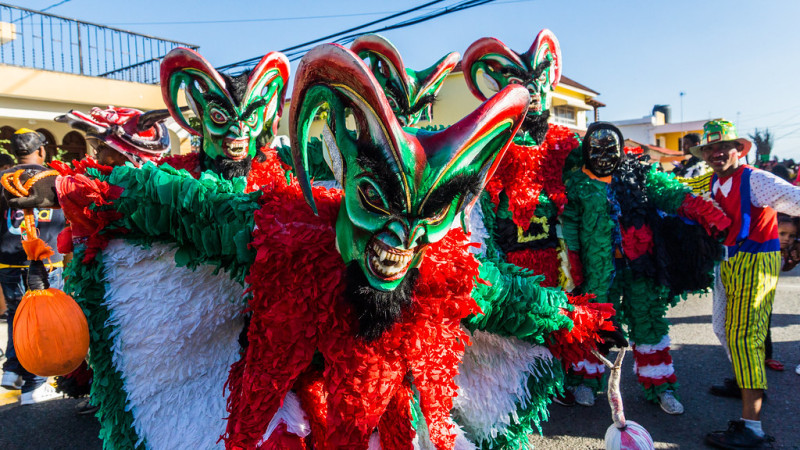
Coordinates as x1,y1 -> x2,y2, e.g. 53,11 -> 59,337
290,44 -> 530,292
351,34 -> 459,127
160,47 -> 290,177
463,30 -> 562,143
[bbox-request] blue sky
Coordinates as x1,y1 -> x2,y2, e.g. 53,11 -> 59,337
23,0 -> 800,159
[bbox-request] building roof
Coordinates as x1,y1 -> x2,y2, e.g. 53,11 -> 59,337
559,75 -> 599,95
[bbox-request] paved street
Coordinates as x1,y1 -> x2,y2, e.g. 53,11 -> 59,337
1,271 -> 799,449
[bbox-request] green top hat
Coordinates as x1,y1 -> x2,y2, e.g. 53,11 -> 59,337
690,119 -> 752,158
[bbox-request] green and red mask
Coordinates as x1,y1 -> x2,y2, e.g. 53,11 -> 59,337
351,34 -> 459,127
463,29 -> 561,145
161,48 -> 289,178
290,44 -> 529,292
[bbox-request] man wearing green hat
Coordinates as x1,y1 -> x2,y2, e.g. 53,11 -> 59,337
689,120 -> 800,448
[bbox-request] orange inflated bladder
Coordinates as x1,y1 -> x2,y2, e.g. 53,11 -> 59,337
2,169 -> 89,376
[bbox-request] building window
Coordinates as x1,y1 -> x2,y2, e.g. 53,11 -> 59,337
61,131 -> 87,163
552,105 -> 577,126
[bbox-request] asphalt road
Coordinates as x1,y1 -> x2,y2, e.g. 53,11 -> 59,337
1,271 -> 799,449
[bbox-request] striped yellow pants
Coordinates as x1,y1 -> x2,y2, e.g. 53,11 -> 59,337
719,250 -> 780,390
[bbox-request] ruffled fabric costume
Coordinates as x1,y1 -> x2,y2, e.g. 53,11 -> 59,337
57,153 -> 280,449
452,125 -> 615,448
561,153 -> 729,400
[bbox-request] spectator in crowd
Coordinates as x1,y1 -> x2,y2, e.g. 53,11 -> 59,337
672,132 -> 707,178
760,214 -> 800,372
0,129 -> 66,404
688,120 -> 800,448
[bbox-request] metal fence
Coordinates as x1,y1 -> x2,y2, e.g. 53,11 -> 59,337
0,3 -> 197,84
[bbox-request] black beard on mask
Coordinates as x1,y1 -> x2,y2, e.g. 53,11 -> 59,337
344,263 -> 418,341
518,109 -> 550,146
199,149 -> 253,180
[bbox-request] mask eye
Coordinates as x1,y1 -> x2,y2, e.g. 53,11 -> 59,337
427,202 -> 451,226
507,76 -> 523,85
357,182 -> 390,215
209,107 -> 228,125
246,110 -> 259,127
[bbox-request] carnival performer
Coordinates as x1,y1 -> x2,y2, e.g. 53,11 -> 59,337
4,43 -> 613,449
52,106 -> 174,414
446,30 -> 622,448
561,122 -> 731,415
48,48 -> 291,450
346,32 -> 618,448
0,129 -> 66,405
679,120 -> 800,449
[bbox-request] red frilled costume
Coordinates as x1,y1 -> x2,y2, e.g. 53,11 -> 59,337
46,44 -> 612,450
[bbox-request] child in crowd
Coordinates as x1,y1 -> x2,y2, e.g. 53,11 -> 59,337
777,214 -> 800,376
764,214 -> 800,372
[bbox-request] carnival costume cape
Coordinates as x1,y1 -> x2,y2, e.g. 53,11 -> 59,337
35,42 -> 524,448
561,152 -> 729,400
56,48 -> 290,449
444,31 -> 614,448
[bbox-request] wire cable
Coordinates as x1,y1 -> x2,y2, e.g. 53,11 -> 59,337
217,0 -> 500,72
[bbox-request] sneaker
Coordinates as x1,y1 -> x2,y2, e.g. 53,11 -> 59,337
1,371 -> 23,390
552,389 -> 575,407
710,378 -> 741,399
657,390 -> 684,415
572,385 -> 595,407
705,420 -> 774,449
75,398 -> 100,415
20,383 -> 62,405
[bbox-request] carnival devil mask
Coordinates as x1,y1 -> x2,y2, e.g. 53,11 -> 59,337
583,122 -> 624,178
55,106 -> 172,166
160,48 -> 289,178
463,29 -> 561,143
351,34 -> 459,127
290,44 -> 529,292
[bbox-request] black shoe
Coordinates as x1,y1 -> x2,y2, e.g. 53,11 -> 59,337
552,389 -> 575,407
710,378 -> 741,398
75,398 -> 100,415
705,420 -> 774,448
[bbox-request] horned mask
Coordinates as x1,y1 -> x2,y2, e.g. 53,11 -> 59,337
290,44 -> 529,291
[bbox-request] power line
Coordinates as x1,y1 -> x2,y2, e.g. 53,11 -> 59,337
217,0 -> 446,72
217,0 -> 501,72
107,10 -> 400,26
105,0 -> 532,26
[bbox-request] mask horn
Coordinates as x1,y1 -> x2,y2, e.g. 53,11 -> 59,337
290,43 -> 404,214
525,29 -> 562,87
160,47 -> 233,136
137,108 -> 173,132
462,37 -> 526,102
243,51 -> 291,131
351,33 -> 410,92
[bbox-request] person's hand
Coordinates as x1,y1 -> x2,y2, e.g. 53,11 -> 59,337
782,240 -> 800,271
597,326 -> 628,353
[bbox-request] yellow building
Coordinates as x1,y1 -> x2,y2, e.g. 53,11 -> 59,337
0,4 -> 194,161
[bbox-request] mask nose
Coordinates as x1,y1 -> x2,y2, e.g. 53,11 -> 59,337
386,220 -> 426,249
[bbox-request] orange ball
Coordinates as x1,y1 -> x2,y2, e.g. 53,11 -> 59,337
12,288 -> 89,376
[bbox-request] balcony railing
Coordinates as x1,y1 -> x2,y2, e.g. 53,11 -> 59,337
0,2 -> 197,84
